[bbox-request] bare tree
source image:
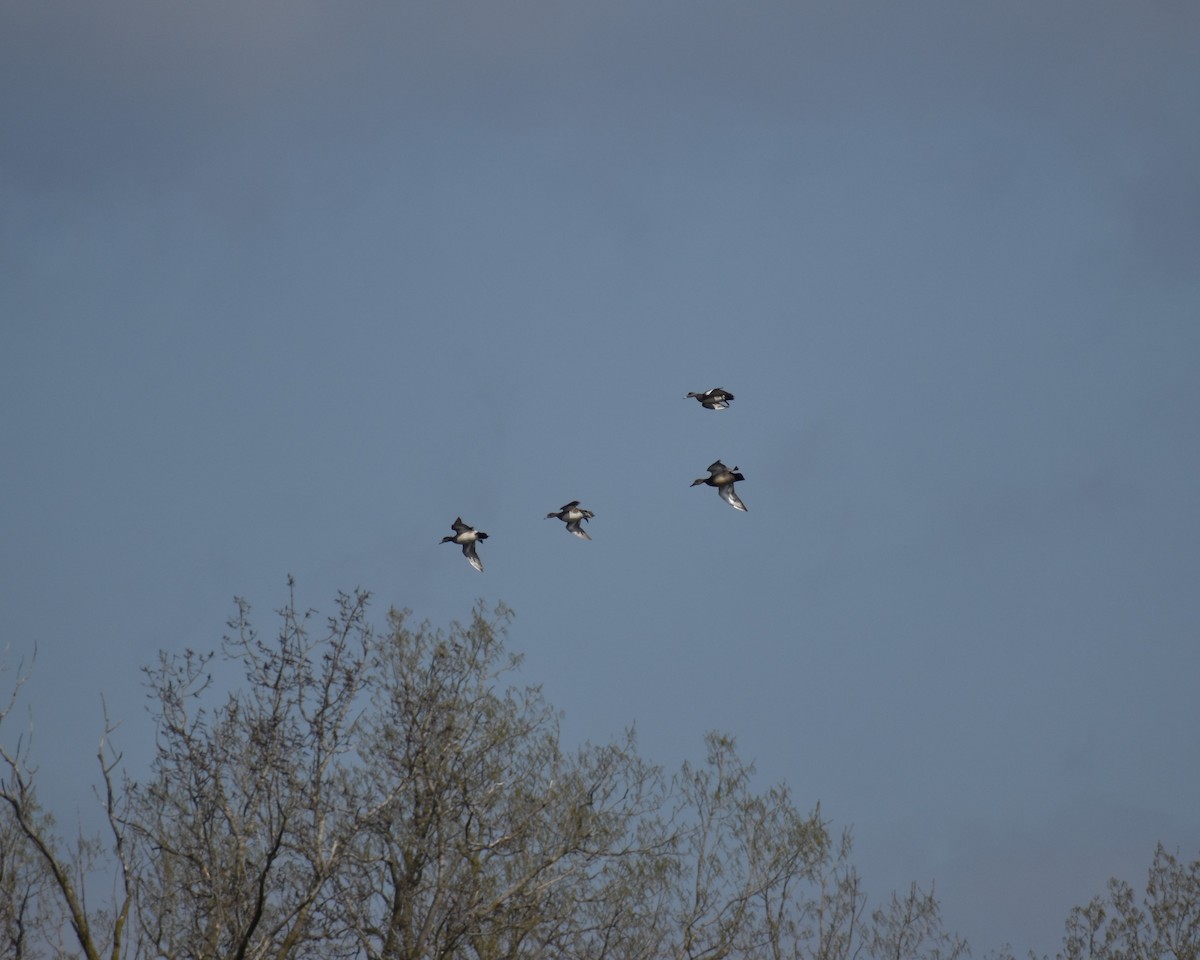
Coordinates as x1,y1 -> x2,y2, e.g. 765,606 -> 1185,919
129,581 -> 372,960
1,656 -> 134,960
334,601 -> 683,960
664,733 -> 829,960
1060,844 -> 1199,960
1,782 -> 47,959
1,589 -> 969,960
866,883 -> 967,960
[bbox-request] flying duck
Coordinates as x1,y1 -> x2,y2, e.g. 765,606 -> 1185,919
685,387 -> 735,410
691,460 -> 748,512
545,501 -> 595,540
440,517 -> 488,572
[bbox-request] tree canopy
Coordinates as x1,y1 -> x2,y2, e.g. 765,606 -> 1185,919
9,586 -> 1182,959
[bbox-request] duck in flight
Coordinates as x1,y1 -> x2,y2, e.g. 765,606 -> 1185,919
691,460 -> 748,512
685,387 -> 735,410
440,517 -> 488,572
546,501 -> 595,540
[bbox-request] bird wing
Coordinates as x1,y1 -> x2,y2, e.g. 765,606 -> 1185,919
719,484 -> 748,512
462,541 -> 484,572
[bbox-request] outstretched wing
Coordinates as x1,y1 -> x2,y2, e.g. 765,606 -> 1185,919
719,483 -> 748,512
565,519 -> 592,540
462,541 -> 484,572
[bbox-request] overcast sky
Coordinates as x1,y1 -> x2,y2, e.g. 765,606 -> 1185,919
3,1 -> 1199,953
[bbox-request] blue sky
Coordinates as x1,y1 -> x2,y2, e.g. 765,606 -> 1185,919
2,1 -> 1199,952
